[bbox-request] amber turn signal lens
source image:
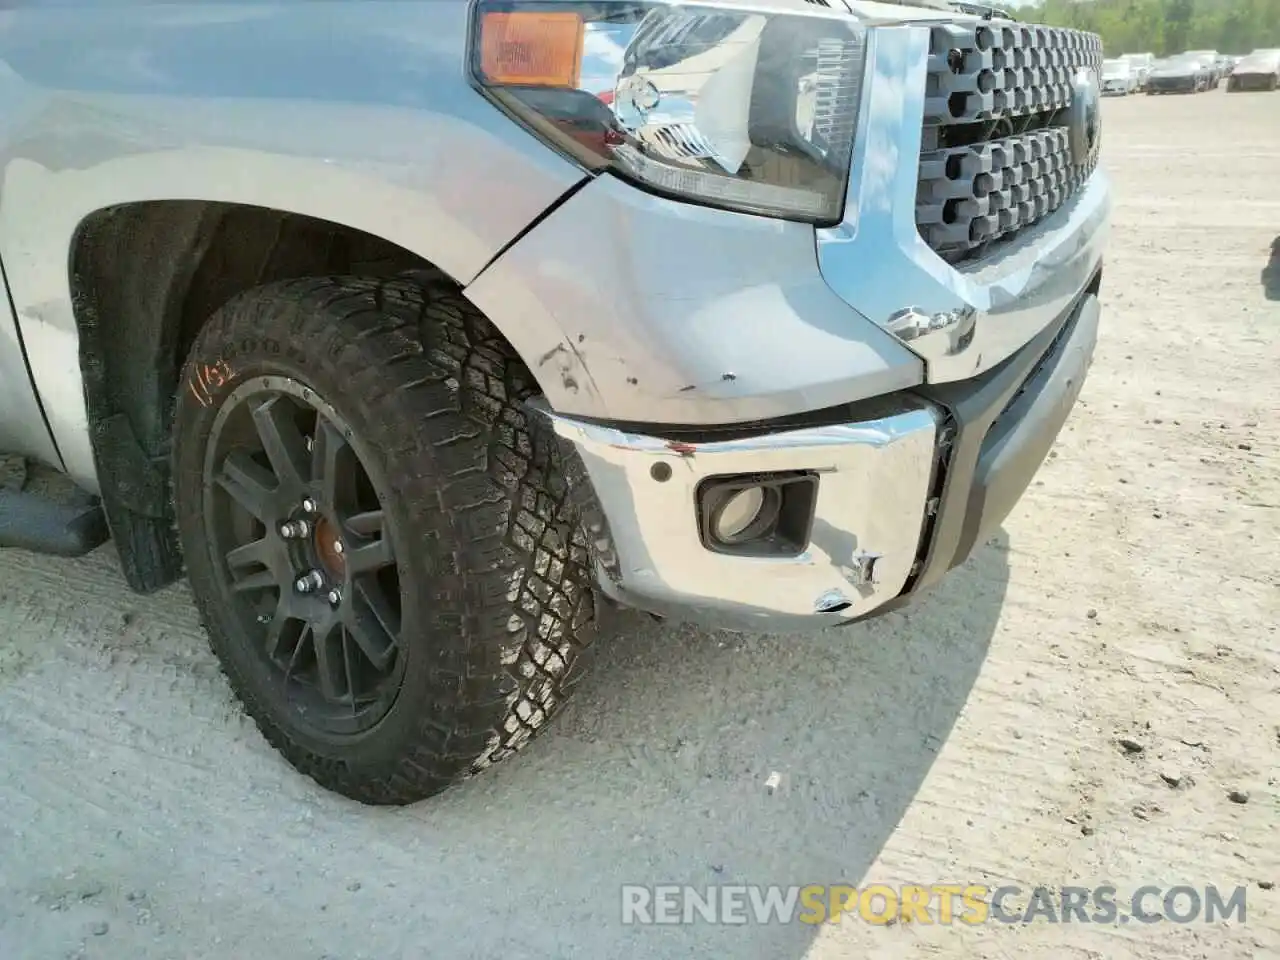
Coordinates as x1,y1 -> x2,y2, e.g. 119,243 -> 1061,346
479,11 -> 584,88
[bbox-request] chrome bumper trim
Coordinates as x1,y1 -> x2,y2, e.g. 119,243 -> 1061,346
537,401 -> 941,632
817,25 -> 1111,384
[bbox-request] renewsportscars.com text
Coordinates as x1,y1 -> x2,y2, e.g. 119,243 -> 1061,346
621,883 -> 1248,926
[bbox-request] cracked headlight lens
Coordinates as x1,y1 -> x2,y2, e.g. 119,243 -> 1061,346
471,1 -> 866,223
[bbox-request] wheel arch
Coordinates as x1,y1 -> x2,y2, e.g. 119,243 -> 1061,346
64,198 -> 552,593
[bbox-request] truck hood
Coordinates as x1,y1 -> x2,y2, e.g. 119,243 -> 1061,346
845,0 -> 980,20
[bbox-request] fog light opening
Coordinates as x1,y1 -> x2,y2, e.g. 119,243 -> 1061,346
697,472 -> 818,558
710,486 -> 782,546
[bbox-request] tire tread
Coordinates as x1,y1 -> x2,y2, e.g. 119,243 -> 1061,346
173,275 -> 598,805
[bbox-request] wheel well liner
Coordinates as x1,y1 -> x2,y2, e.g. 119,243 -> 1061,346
70,200 -> 445,592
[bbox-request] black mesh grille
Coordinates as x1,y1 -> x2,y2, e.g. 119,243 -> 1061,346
917,22 -> 1102,264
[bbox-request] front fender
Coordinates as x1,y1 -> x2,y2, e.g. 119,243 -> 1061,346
465,174 -> 926,426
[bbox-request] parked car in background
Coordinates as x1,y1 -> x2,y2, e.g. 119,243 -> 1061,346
1120,52 -> 1155,89
1228,50 -> 1280,91
1185,50 -> 1223,84
1102,58 -> 1138,95
1148,56 -> 1212,94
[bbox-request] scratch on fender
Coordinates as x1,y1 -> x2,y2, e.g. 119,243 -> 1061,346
535,339 -> 603,404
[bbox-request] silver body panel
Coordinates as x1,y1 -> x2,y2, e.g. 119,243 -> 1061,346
467,173 -> 926,426
0,264 -> 57,464
0,1 -> 586,490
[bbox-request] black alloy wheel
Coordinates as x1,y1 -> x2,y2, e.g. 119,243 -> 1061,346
171,276 -> 600,804
205,376 -> 403,736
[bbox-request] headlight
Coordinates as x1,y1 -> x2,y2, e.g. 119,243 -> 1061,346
469,0 -> 866,223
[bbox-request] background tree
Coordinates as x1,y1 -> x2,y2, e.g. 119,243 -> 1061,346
1018,0 -> 1280,55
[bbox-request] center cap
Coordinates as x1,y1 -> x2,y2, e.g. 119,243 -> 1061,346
313,516 -> 346,579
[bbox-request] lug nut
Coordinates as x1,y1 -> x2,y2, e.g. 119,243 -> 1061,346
279,519 -> 312,540
294,570 -> 325,594
301,497 -> 318,514
326,587 -> 343,608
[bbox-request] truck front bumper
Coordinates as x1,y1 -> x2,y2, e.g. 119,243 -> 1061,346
541,286 -> 1100,632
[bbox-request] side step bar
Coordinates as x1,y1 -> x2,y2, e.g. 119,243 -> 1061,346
0,487 -> 110,557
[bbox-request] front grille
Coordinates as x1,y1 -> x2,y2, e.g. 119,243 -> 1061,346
916,23 -> 1102,264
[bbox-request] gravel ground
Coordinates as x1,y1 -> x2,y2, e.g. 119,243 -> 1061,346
1,91 -> 1277,960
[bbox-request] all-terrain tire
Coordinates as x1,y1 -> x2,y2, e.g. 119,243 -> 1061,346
172,276 -> 598,804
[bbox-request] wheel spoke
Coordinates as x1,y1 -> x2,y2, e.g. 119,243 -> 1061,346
311,420 -> 350,512
311,619 -> 346,704
251,396 -> 311,490
263,596 -> 293,661
230,569 -> 277,594
226,538 -> 277,594
346,510 -> 384,537
341,629 -> 359,716
345,538 -> 394,576
344,616 -> 395,673
283,623 -> 311,688
263,615 -> 285,661
226,537 -> 273,571
357,579 -> 401,639
346,584 -> 398,671
217,451 -> 277,522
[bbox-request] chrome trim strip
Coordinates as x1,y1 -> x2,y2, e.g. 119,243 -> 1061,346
817,24 -> 1111,384
535,400 -> 941,632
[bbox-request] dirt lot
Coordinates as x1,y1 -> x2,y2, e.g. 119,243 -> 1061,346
1,91 -> 1278,960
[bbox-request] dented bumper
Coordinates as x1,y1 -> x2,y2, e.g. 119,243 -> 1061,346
538,287 -> 1100,632
538,399 -> 940,631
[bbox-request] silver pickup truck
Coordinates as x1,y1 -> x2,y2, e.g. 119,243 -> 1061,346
0,0 -> 1107,803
